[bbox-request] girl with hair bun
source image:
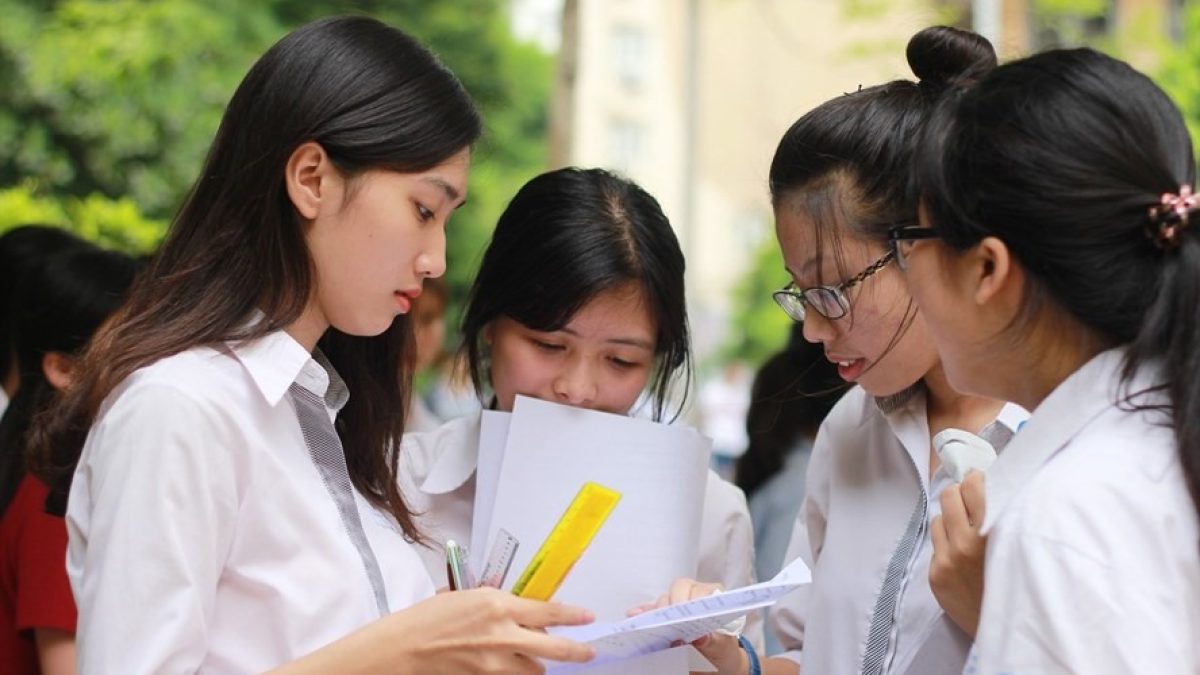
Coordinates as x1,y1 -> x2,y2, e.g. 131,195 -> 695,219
650,27 -> 1025,675
901,47 -> 1200,671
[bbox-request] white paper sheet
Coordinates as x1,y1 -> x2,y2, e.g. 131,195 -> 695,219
547,557 -> 812,672
469,409 -> 512,573
478,395 -> 711,621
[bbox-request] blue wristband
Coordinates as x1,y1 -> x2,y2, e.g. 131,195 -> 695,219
738,635 -> 762,675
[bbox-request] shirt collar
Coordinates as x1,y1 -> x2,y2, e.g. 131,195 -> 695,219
227,327 -> 348,412
981,347 -> 1157,533
417,410 -> 484,495
877,388 -> 1029,490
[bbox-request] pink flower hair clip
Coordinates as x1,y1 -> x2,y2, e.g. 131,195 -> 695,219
1147,184 -> 1198,250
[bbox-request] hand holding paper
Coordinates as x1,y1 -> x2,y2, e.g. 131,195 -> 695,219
546,556 -> 812,672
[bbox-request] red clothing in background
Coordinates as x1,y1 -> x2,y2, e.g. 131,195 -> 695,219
1,474 -> 77,675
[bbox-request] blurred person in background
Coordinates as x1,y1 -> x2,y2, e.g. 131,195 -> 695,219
734,324 -> 845,654
0,226 -> 89,419
408,277 -> 449,432
0,242 -> 140,675
698,360 -> 752,479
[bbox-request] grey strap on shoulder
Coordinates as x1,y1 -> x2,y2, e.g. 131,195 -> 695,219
289,382 -> 390,617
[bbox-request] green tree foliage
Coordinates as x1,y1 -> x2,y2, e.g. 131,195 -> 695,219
1159,3 -> 1200,151
0,0 -> 552,325
0,183 -> 165,252
720,236 -> 795,366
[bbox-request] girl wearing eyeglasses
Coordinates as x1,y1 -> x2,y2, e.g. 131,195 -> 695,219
648,27 -> 1027,675
899,48 -> 1200,672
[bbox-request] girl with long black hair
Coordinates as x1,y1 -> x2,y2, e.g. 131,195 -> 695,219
32,16 -> 593,674
901,47 -> 1200,671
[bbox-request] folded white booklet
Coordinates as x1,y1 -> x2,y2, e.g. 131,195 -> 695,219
546,556 -> 812,672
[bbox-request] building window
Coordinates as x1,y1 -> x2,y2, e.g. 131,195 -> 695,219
608,118 -> 646,172
611,25 -> 648,89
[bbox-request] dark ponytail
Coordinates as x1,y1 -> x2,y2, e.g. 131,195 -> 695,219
918,48 -> 1200,517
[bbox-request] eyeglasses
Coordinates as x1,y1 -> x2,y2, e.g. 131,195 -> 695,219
772,250 -> 896,322
887,225 -> 940,271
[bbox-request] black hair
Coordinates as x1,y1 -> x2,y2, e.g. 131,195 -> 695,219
0,225 -> 88,388
735,324 -> 847,498
768,25 -> 996,281
0,244 -> 140,514
917,48 -> 1200,517
765,26 -> 994,387
461,167 -> 691,421
33,16 -> 482,539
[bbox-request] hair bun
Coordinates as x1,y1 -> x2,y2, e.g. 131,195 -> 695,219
907,26 -> 997,89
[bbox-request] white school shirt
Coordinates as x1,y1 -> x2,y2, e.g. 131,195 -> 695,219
67,331 -> 435,674
771,386 -> 1025,673
399,411 -> 760,633
968,348 -> 1200,674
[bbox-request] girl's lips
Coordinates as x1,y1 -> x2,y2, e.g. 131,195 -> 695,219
834,357 -> 866,382
394,292 -> 412,313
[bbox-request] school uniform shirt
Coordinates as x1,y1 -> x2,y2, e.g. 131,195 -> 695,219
399,410 -> 760,638
66,330 -> 435,674
1,475 -> 77,675
968,348 -> 1200,674
770,386 -> 1025,673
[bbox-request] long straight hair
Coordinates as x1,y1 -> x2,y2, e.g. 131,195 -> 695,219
30,17 -> 482,539
918,48 -> 1200,518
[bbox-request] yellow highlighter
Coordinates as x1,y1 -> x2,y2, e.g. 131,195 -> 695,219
510,481 -> 621,601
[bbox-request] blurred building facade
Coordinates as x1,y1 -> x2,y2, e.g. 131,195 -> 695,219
533,0 -> 1185,361
547,0 -> 949,358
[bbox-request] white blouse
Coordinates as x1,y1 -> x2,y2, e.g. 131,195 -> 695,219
771,386 -> 1025,673
67,331 -> 435,673
970,348 -> 1200,674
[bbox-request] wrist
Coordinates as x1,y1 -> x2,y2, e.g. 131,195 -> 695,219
737,635 -> 761,675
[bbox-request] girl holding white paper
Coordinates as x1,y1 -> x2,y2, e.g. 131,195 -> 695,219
29,17 -> 595,674
400,167 -> 757,619
664,27 -> 1027,675
899,48 -> 1200,672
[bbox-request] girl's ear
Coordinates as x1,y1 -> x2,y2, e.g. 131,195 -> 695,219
42,352 -> 76,392
285,141 -> 337,220
972,236 -> 1017,307
482,321 -> 494,346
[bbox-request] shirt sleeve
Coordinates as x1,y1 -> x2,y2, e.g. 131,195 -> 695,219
68,381 -> 243,674
972,486 -> 1197,673
13,476 -> 77,634
697,472 -> 756,589
769,415 -> 835,664
697,473 -> 761,649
